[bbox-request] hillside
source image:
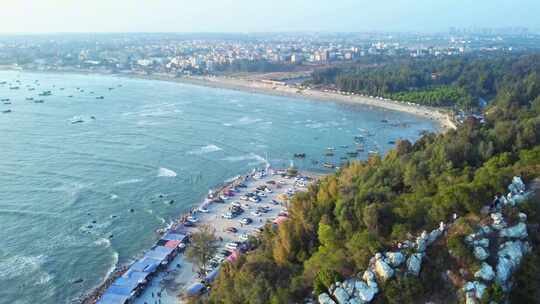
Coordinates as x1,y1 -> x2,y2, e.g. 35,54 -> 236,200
195,54 -> 540,304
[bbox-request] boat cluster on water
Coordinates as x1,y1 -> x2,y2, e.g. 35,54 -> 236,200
0,77 -> 119,117
292,128 -> 401,170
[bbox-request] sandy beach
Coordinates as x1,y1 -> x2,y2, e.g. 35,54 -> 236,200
127,73 -> 457,131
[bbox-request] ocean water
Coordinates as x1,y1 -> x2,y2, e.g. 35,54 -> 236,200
0,70 -> 437,304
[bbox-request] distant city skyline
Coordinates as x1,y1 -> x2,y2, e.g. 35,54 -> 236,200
1,0 -> 539,34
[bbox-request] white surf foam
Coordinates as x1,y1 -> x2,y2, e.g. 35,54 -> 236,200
222,153 -> 269,166
237,116 -> 262,125
188,144 -> 223,155
115,178 -> 142,185
157,167 -> 177,177
94,238 -> 111,248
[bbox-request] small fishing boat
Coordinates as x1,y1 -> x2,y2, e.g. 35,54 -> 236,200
0,98 -> 9,102
25,97 -> 34,101
3,102 -> 11,105
34,100 -> 44,103
293,153 -> 306,158
38,91 -> 52,96
2,109 -> 12,114
9,86 -> 20,90
71,116 -> 84,124
356,144 -> 365,152
346,151 -> 359,157
354,135 -> 364,142
0,81 -> 6,85
339,145 -> 349,148
388,140 -> 396,145
368,150 -> 379,156
324,151 -> 334,156
96,96 -> 105,100
323,162 -> 336,169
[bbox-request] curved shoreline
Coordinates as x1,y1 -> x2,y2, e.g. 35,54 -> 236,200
126,73 -> 457,131
0,67 -> 456,131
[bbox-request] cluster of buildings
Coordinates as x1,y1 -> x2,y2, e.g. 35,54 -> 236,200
0,32 -> 537,76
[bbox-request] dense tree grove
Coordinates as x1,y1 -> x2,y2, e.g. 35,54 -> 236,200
310,54 -> 540,110
202,54 -> 540,304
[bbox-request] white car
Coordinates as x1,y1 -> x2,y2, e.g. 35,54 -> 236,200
187,216 -> 199,223
198,207 -> 210,213
222,212 -> 234,219
225,242 -> 239,250
264,188 -> 272,193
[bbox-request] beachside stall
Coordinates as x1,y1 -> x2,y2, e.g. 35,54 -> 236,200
97,292 -> 131,304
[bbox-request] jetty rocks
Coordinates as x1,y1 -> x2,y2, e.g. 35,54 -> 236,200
317,176 -> 534,304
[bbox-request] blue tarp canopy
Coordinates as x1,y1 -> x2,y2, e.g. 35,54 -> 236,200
205,267 -> 220,283
97,292 -> 130,304
130,257 -> 161,273
144,246 -> 174,262
161,232 -> 187,242
112,270 -> 148,291
185,282 -> 205,297
106,285 -> 132,296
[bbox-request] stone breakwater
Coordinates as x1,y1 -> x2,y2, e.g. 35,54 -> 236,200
317,176 -> 534,304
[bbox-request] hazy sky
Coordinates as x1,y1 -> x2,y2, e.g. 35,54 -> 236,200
1,0 -> 539,33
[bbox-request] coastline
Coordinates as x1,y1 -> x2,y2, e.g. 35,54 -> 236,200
0,66 -> 456,131
82,168 -> 319,304
0,66 -> 454,303
127,73 -> 457,131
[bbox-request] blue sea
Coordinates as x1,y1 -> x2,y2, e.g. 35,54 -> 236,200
0,70 -> 437,304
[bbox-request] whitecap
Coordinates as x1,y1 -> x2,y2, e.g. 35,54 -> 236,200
94,238 -> 111,248
223,123 -> 233,127
222,153 -> 269,166
237,116 -> 262,125
187,144 -> 223,155
110,194 -> 118,200
0,254 -> 47,279
115,178 -> 142,185
157,167 -> 177,177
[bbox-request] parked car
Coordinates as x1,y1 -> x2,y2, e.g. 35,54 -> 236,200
239,234 -> 249,241
225,227 -> 238,233
222,212 -> 234,219
240,217 -> 253,225
187,216 -> 199,223
198,207 -> 210,213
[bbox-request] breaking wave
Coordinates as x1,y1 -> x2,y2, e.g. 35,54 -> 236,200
188,144 -> 223,155
157,167 -> 177,177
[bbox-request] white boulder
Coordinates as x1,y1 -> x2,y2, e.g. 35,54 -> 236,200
491,213 -> 507,230
332,287 -> 349,304
473,246 -> 489,261
407,253 -> 423,276
472,238 -> 489,248
353,280 -> 377,302
427,228 -> 442,245
416,231 -> 428,252
474,262 -> 495,281
318,293 -> 336,304
499,222 -> 527,239
385,251 -> 405,267
374,258 -> 394,282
